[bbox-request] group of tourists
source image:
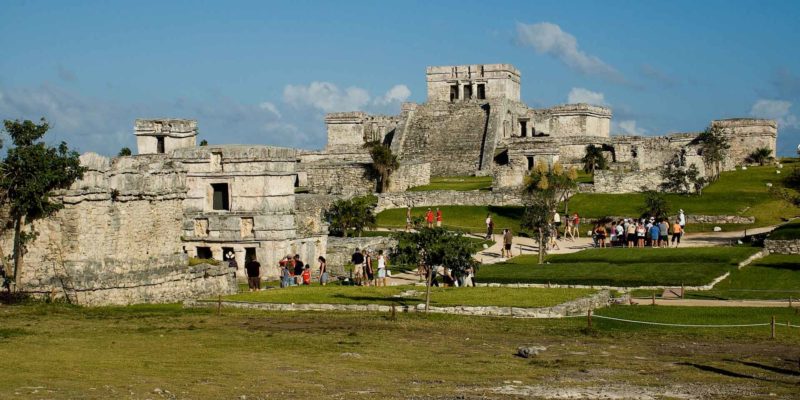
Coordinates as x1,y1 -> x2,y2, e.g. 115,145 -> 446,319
588,209 -> 687,248
235,253 -> 331,292
350,248 -> 390,286
406,206 -> 443,231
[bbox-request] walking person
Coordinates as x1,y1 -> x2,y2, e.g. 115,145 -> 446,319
436,208 -> 443,227
503,228 -> 513,258
678,209 -> 686,233
318,256 -> 329,286
363,249 -> 374,286
376,250 -> 389,287
425,208 -> 434,228
245,256 -> 261,292
671,220 -> 683,247
553,211 -> 561,238
485,214 -> 494,240
572,213 -> 580,238
564,218 -> 575,241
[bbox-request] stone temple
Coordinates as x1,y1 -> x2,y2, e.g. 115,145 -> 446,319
1,63 -> 778,305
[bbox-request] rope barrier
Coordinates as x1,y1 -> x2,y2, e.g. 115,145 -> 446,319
588,314 -> 772,328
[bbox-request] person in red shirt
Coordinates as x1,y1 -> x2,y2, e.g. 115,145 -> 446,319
302,265 -> 311,285
436,208 -> 443,227
425,208 -> 434,228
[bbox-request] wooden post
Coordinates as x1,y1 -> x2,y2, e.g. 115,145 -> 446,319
587,309 -> 593,328
217,295 -> 222,316
771,315 -> 776,339
681,283 -> 685,299
391,304 -> 396,320
652,293 -> 656,306
789,297 -> 793,308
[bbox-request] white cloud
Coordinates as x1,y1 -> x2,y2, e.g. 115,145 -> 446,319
283,81 -> 371,112
567,88 -> 606,105
750,99 -> 799,129
613,120 -> 647,136
375,84 -> 411,105
516,22 -> 626,84
57,64 -> 77,82
259,101 -> 282,118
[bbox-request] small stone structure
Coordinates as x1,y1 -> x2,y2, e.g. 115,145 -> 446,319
764,239 -> 800,255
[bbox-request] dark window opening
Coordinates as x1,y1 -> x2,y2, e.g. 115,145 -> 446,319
631,148 -> 638,159
520,120 -> 528,137
211,183 -> 230,211
531,127 -> 537,136
245,247 -> 257,263
526,156 -> 535,170
463,84 -> 473,99
450,85 -> 459,101
294,176 -> 300,187
493,150 -> 509,166
477,84 -> 486,100
156,137 -> 165,154
196,246 -> 213,259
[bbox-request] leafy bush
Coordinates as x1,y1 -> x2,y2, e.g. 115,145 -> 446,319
325,195 -> 377,237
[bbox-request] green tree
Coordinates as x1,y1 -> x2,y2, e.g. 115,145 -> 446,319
1,118 -> 86,290
746,147 -> 774,166
199,139 -> 208,146
696,124 -> 730,182
659,161 -> 706,195
640,190 -> 670,220
324,195 -> 377,237
581,144 -> 607,175
392,228 -> 479,311
364,141 -> 399,193
117,147 -> 132,157
521,162 -> 577,264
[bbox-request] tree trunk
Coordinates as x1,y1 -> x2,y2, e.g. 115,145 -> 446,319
425,265 -> 432,313
537,227 -> 545,265
12,216 -> 22,292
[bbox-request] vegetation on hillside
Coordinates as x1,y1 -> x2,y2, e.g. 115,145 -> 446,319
324,195 -> 377,237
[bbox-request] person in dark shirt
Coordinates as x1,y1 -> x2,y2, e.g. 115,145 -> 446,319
245,257 -> 261,292
293,254 -> 304,285
351,248 -> 364,285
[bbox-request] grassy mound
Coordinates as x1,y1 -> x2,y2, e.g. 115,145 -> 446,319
476,247 -> 760,287
768,221 -> 800,240
407,175 -> 492,191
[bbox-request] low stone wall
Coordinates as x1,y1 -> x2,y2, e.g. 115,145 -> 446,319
387,162 -> 431,192
325,236 -> 398,276
375,190 -> 523,213
593,169 -> 663,193
765,239 -> 800,255
185,290 -> 611,318
582,215 -> 755,225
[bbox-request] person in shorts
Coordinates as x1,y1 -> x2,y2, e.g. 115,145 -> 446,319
318,256 -> 329,286
658,219 -> 669,248
436,208 -> 443,227
671,220 -> 683,247
351,248 -> 364,285
502,228 -> 513,258
363,249 -> 374,286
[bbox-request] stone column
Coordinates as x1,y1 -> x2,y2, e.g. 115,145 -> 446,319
234,248 -> 247,280
211,246 -> 223,261
458,81 -> 464,101
471,82 -> 477,100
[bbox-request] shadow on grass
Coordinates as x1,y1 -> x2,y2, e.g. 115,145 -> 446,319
678,362 -> 772,382
754,262 -> 800,271
330,294 -> 421,306
724,359 -> 800,377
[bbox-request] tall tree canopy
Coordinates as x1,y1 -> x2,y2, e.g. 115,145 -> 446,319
696,125 -> 730,182
581,144 -> 607,175
324,195 -> 377,237
521,162 -> 577,264
1,118 -> 86,290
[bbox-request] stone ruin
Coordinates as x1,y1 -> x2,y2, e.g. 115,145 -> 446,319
1,63 -> 779,305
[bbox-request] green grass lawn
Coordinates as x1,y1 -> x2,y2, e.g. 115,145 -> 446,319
1,303 -> 799,398
676,254 -> 800,300
596,305 -> 800,333
376,205 -> 524,233
768,221 -> 800,240
223,285 -> 596,308
407,175 -> 492,191
377,164 -> 800,232
477,247 -> 760,287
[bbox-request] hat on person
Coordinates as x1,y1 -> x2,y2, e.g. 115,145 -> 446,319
680,209 -> 684,213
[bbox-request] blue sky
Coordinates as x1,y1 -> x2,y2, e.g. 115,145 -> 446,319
1,0 -> 799,156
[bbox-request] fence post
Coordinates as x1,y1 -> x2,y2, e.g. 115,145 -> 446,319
217,295 -> 222,316
652,293 -> 656,306
771,315 -> 776,339
790,297 -> 793,308
587,309 -> 593,328
391,304 -> 396,320
681,283 -> 685,299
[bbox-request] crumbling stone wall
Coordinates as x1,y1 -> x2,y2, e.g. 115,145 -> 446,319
593,169 -> 663,193
387,162 -> 431,192
375,190 -> 523,213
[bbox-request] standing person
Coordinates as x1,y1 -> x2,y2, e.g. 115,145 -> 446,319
376,250 -> 388,287
436,208 -> 443,228
649,223 -> 660,248
425,208 -> 434,228
572,213 -> 580,238
595,224 -> 607,248
658,219 -> 670,248
351,248 -> 364,285
405,206 -> 413,232
485,214 -> 494,240
293,254 -> 304,286
318,256 -> 329,286
636,222 -> 646,248
564,218 -> 575,241
363,250 -> 374,286
227,253 -> 238,280
610,222 -> 618,246
301,265 -> 311,285
678,209 -> 686,233
626,220 -> 636,248
671,220 -> 683,247
505,228 -> 514,257
245,256 -> 261,292
553,211 -> 561,238
279,255 -> 293,288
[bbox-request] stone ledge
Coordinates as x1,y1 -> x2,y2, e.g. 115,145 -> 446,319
184,290 -> 610,319
765,239 -> 800,255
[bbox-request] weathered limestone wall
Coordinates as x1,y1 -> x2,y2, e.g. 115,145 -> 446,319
426,64 -> 521,102
294,194 -> 336,238
593,169 -> 663,193
545,104 -> 611,138
135,119 -> 197,155
375,190 -> 523,213
387,162 -> 431,192
764,239 -> 800,255
394,101 -> 491,177
0,152 -> 237,305
713,119 -> 778,170
325,112 -> 400,153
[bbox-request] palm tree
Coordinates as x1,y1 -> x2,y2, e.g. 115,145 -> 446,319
746,147 -> 773,166
582,144 -> 607,175
364,141 -> 399,193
